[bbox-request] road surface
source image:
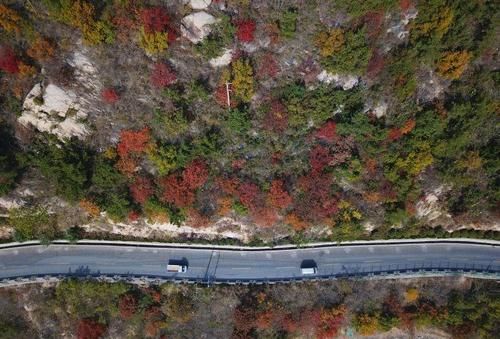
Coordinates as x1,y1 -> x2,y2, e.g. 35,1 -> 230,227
0,240 -> 499,283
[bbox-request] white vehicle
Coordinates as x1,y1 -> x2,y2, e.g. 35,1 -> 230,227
167,264 -> 188,273
301,267 -> 317,275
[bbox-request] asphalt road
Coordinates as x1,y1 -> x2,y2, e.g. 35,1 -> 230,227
0,241 -> 499,283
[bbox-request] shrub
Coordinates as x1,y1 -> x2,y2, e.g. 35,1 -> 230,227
436,50 -> 471,79
235,19 -> 256,42
101,88 -> 119,104
150,62 -> 176,88
232,59 -> 254,102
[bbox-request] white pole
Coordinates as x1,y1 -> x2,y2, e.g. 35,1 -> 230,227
225,81 -> 232,108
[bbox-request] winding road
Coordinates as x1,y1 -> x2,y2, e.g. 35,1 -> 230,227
0,239 -> 499,284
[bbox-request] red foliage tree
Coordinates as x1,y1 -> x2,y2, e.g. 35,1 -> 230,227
258,53 -> 279,79
140,6 -> 169,33
268,180 -> 292,209
77,319 -> 107,339
101,88 -> 119,104
309,145 -> 333,173
119,294 -> 138,319
0,46 -> 19,74
160,174 -> 194,207
237,182 -> 261,210
236,19 -> 256,42
182,159 -> 209,189
128,210 -> 140,221
314,121 -> 337,142
150,62 -> 176,88
296,172 -> 338,222
130,176 -> 153,204
117,128 -> 150,158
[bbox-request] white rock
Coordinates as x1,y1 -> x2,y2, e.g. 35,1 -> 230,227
187,0 -> 211,10
209,48 -> 233,67
317,70 -> 359,90
0,197 -> 24,209
18,83 -> 88,140
181,11 -> 217,43
372,101 -> 388,118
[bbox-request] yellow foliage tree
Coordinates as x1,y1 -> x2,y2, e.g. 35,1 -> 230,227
436,50 -> 471,80
0,4 -> 21,34
232,59 -> 254,102
139,28 -> 168,55
314,28 -> 345,57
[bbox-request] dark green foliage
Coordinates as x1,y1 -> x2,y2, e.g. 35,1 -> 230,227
23,136 -> 93,202
279,8 -> 298,38
0,122 -> 21,195
446,284 -> 500,338
224,108 -> 251,135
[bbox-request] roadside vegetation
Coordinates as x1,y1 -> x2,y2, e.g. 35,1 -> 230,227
0,0 -> 498,243
0,278 -> 498,338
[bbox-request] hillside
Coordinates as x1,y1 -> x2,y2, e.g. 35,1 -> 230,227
0,0 -> 498,243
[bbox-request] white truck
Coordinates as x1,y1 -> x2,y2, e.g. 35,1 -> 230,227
167,264 -> 188,273
301,267 -> 317,275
